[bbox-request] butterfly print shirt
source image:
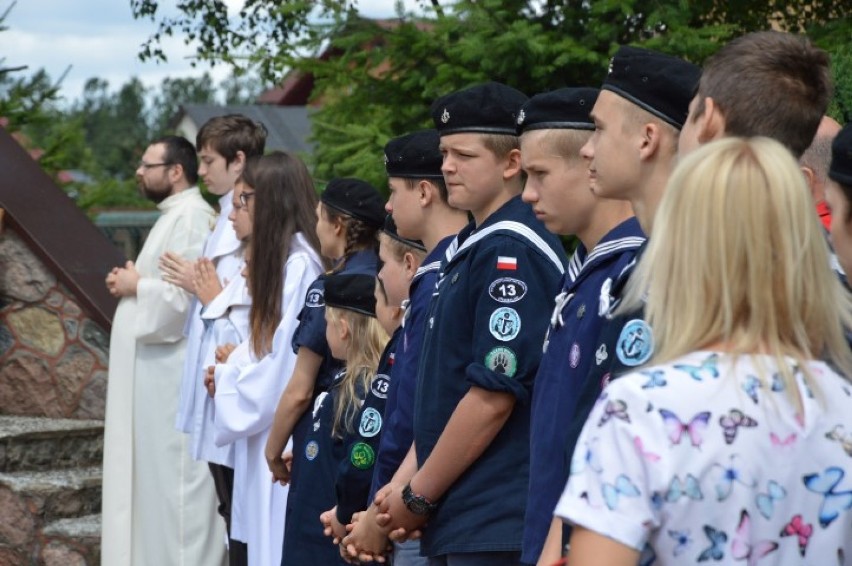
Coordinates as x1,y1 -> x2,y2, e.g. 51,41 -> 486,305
556,351 -> 852,564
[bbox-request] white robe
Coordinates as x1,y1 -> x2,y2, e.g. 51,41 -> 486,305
101,188 -> 226,566
175,192 -> 243,470
212,232 -> 322,566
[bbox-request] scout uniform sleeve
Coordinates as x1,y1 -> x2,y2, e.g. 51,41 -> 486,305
290,276 -> 328,355
465,240 -> 560,404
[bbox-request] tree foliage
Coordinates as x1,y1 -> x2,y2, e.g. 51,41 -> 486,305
130,0 -> 852,187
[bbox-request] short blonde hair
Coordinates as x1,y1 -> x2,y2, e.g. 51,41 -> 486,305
624,137 -> 852,409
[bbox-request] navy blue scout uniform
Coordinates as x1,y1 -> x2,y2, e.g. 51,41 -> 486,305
285,179 -> 384,533
282,273 -> 385,566
564,48 -> 701,488
515,87 -> 646,565
369,130 -> 453,500
413,82 -> 568,558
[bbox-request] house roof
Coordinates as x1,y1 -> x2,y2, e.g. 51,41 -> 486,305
177,104 -> 313,155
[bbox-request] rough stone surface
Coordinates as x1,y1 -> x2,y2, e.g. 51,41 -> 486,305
62,298 -> 82,318
6,306 -> 65,357
45,291 -> 63,308
40,539 -> 87,566
0,233 -> 56,303
0,416 -> 104,472
0,353 -> 62,418
0,322 -> 13,359
0,486 -> 34,546
80,321 -> 108,367
0,545 -> 25,565
64,318 -> 79,340
55,346 -> 96,409
73,372 -> 106,421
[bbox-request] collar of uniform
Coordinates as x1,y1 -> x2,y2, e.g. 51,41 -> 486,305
413,234 -> 454,285
569,216 -> 645,288
607,237 -> 648,300
338,249 -> 378,274
446,195 -> 525,265
157,186 -> 203,212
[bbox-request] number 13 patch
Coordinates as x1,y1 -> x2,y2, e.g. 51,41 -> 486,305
489,277 -> 527,304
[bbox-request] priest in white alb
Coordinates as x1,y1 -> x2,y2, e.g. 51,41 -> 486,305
101,135 -> 224,566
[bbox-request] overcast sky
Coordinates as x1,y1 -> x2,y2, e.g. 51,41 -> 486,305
1,0 -> 416,104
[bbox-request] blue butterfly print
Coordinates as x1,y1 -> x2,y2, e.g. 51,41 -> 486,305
668,528 -> 692,556
697,525 -> 727,562
742,375 -> 761,404
641,369 -> 667,389
639,542 -> 657,566
659,409 -> 711,448
602,474 -> 640,510
650,491 -> 665,511
711,454 -> 756,501
803,466 -> 852,527
598,399 -> 630,426
673,353 -> 720,381
755,480 -> 787,519
665,474 -> 703,503
719,408 -> 758,444
770,373 -> 785,392
571,437 -> 603,476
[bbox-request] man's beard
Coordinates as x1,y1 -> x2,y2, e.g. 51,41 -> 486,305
138,180 -> 173,204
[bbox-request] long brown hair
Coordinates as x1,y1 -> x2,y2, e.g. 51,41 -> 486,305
243,151 -> 322,357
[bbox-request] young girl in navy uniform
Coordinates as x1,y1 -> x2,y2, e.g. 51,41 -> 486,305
280,273 -> 388,565
265,178 -> 384,493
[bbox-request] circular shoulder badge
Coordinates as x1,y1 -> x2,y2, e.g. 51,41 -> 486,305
370,375 -> 390,399
306,288 -> 324,308
305,440 -> 319,461
485,346 -> 518,378
350,442 -> 376,470
615,319 -> 654,367
488,277 -> 528,304
489,307 -> 521,342
358,407 -> 383,438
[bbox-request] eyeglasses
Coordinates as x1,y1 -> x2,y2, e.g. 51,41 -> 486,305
138,161 -> 173,170
238,191 -> 255,208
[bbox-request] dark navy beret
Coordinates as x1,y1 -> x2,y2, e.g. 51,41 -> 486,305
324,273 -> 377,317
385,129 -> 443,179
431,81 -> 528,136
602,46 -> 701,130
321,178 -> 386,228
830,123 -> 852,186
382,215 -> 426,252
517,87 -> 599,134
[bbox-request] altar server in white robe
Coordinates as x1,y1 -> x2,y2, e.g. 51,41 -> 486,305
161,117 -> 266,564
207,152 -> 324,566
102,135 -> 220,566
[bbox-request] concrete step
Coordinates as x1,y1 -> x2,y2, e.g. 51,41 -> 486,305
0,416 -> 103,473
40,514 -> 101,566
0,467 -> 101,524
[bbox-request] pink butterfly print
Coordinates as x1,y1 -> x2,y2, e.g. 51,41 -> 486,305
598,399 -> 630,426
731,509 -> 779,565
719,408 -> 758,444
779,514 -> 813,557
770,432 -> 797,448
634,436 -> 661,462
659,409 -> 711,448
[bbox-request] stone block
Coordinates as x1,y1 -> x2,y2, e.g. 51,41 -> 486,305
0,322 -> 12,360
55,346 -> 95,409
0,353 -> 63,418
62,298 -> 82,318
0,486 -> 35,546
73,372 -> 106,421
0,232 -> 56,303
64,318 -> 79,340
40,539 -> 87,566
80,321 -> 108,367
6,307 -> 64,358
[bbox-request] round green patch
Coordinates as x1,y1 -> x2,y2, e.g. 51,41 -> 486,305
485,346 -> 518,378
350,442 -> 376,470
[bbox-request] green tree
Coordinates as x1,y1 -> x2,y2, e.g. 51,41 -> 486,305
150,73 -> 217,135
130,0 -> 852,187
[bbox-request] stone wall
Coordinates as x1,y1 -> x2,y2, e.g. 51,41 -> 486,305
0,229 -> 109,420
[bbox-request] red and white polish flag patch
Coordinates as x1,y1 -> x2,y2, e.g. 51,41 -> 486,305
496,256 -> 517,270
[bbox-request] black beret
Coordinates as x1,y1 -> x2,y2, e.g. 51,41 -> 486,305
517,87 -> 599,134
830,123 -> 852,186
382,215 -> 426,252
431,81 -> 528,136
385,130 -> 443,179
602,46 -> 701,130
321,178 -> 386,228
324,273 -> 377,317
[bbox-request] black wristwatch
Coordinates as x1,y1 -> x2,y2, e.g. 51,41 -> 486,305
402,483 -> 438,516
